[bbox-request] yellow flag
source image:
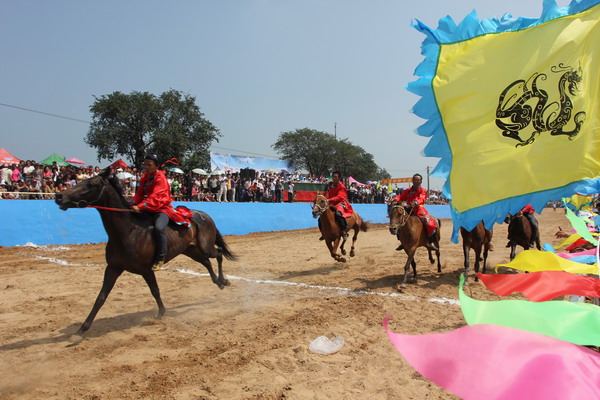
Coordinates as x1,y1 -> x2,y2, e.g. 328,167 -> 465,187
411,1 -> 600,242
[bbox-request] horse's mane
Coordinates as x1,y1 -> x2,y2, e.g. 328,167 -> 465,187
106,174 -> 133,209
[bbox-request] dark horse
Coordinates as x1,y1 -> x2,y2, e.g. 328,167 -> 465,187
55,168 -> 236,340
312,194 -> 368,262
388,203 -> 441,288
505,212 -> 541,260
460,221 -> 493,283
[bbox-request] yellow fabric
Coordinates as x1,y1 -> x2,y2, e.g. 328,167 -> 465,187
496,249 -> 598,274
554,233 -> 583,250
434,5 -> 600,213
565,194 -> 594,211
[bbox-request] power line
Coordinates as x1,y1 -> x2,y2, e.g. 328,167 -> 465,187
0,102 -> 91,124
0,101 -> 280,158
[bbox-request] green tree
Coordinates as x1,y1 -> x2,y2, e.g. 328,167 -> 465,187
85,89 -> 220,169
272,128 -> 390,182
272,128 -> 337,177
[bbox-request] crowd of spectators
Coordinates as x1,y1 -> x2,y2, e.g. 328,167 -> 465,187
0,160 -> 452,205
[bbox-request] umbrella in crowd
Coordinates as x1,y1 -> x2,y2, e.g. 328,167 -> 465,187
210,170 -> 224,175
66,158 -> 86,165
116,172 -> 134,180
169,167 -> 185,174
192,168 -> 208,175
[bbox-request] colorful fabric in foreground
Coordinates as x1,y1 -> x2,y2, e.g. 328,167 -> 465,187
496,249 -> 598,274
459,275 -> 600,345
384,319 -> 600,400
410,0 -> 600,242
476,271 -> 600,301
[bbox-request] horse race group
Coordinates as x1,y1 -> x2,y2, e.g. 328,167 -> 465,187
54,154 -> 542,337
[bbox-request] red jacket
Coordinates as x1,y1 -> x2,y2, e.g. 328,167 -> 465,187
392,186 -> 429,217
521,204 -> 535,214
132,170 -> 191,227
326,181 -> 354,217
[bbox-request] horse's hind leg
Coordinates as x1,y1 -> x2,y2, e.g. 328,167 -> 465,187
141,270 -> 166,319
349,225 -> 359,257
73,265 -> 124,339
463,244 -> 470,282
184,248 -> 229,289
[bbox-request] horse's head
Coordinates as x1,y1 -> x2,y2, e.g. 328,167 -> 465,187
312,195 -> 328,219
55,168 -> 121,210
388,202 -> 409,235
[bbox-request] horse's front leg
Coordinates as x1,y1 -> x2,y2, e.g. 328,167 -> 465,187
398,251 -> 415,289
329,238 -> 346,263
141,269 -> 166,319
71,265 -> 124,341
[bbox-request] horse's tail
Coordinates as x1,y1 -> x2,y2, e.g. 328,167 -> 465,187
216,229 -> 238,261
360,220 -> 369,232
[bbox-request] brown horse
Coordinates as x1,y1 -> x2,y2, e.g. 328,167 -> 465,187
55,168 -> 236,339
505,212 -> 541,260
388,203 -> 441,287
460,222 -> 493,283
312,194 -> 368,262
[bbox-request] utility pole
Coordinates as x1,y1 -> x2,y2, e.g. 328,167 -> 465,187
334,122 -> 337,139
426,166 -> 431,196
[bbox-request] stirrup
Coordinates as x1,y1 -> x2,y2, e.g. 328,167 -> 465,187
341,231 -> 349,240
152,260 -> 164,271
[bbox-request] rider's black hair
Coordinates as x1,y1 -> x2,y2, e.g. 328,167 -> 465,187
144,154 -> 160,166
332,170 -> 342,178
413,173 -> 423,180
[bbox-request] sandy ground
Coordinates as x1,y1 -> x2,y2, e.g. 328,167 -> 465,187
0,209 -> 570,399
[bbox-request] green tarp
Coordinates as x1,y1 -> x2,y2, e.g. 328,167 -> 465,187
39,153 -> 69,166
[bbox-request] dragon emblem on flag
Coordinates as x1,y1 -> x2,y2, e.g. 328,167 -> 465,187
495,64 -> 586,147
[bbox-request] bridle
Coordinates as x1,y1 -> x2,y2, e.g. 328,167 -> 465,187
312,194 -> 329,216
75,177 -> 133,212
389,203 -> 414,228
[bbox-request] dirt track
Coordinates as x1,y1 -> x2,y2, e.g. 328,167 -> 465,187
0,209 -> 570,399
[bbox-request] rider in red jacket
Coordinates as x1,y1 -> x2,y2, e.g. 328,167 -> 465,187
319,171 -> 354,240
132,154 -> 191,271
391,173 -> 439,251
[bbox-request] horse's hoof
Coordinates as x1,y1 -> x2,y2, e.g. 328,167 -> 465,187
69,334 -> 84,344
341,249 -> 347,255
350,251 -> 355,257
339,257 -> 346,263
397,283 -> 407,291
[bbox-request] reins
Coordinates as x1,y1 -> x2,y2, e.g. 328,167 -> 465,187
86,205 -> 135,212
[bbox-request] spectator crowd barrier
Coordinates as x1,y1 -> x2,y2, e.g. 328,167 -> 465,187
0,200 -> 452,247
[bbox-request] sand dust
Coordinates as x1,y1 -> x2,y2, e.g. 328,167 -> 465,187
0,209 -> 571,399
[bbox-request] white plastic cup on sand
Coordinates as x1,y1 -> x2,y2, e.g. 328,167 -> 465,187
308,336 -> 345,355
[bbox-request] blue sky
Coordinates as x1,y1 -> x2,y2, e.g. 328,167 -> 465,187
1,0 -> 569,188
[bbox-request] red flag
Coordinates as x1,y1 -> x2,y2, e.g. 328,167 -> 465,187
476,271 -> 600,302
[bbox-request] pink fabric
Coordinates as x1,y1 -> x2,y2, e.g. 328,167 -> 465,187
556,248 -> 597,259
347,176 -> 363,186
384,318 -> 600,400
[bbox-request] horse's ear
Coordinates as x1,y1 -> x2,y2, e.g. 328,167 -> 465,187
99,167 -> 111,179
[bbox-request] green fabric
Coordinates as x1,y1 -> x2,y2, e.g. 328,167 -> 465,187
563,202 -> 598,246
39,153 -> 69,166
459,274 -> 600,346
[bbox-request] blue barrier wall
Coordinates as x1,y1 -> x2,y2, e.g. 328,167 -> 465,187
0,200 -> 451,246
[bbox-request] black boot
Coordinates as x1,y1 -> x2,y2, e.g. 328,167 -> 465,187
395,244 -> 404,251
428,234 -> 439,251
